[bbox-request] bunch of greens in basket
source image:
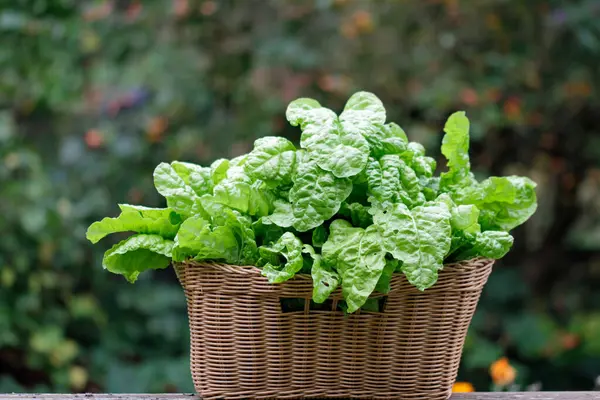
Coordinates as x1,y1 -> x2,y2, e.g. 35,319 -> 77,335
86,92 -> 537,312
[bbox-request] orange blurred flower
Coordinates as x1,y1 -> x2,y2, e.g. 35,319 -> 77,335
486,87 -> 501,102
85,129 -> 104,149
146,117 -> 168,143
490,357 -> 516,386
173,0 -> 189,17
126,1 -> 142,21
563,81 -> 592,98
353,10 -> 374,33
486,13 -> 501,31
460,88 -> 479,106
82,1 -> 113,22
503,96 -> 521,120
200,1 -> 217,16
443,0 -> 459,17
561,333 -> 580,350
452,382 -> 475,392
528,112 -> 543,127
340,21 -> 358,39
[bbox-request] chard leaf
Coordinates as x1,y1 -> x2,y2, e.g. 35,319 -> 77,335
311,225 -> 328,248
383,122 -> 408,143
86,205 -> 181,244
259,232 -> 304,283
153,162 -> 206,217
322,220 -> 387,313
360,298 -> 381,312
451,204 -> 481,234
248,181 -> 275,217
286,98 -> 337,132
171,161 -> 213,196
212,173 -> 251,212
473,230 -> 514,259
366,155 -> 425,208
210,158 -> 230,185
262,199 -> 294,228
398,142 -> 426,165
245,136 -> 297,186
439,111 -> 473,190
102,234 -> 173,283
192,199 -> 259,264
230,154 -> 247,167
306,128 -> 370,179
365,122 -> 409,158
412,156 -> 436,178
339,202 -> 372,228
366,155 -> 402,206
172,215 -> 240,263
212,165 -> 273,217
437,194 -> 481,259
455,231 -> 514,261
422,176 -> 440,201
304,244 -> 340,303
373,200 -> 451,290
288,98 -> 369,178
214,208 -> 258,264
252,218 -> 284,247
339,91 -> 386,137
288,157 -> 352,232
374,259 -> 399,294
398,159 -> 426,207
459,176 -> 538,231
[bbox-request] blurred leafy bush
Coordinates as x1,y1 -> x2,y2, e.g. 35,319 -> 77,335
1,0 -> 600,393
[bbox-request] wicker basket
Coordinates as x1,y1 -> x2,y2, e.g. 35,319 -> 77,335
175,257 -> 494,400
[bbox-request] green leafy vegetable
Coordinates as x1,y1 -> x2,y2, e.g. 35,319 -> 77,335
287,97 -> 370,178
102,234 -> 174,283
312,225 -> 328,248
366,155 -> 424,209
287,156 -> 352,231
339,202 -> 372,228
171,161 -> 213,196
373,199 -> 451,290
375,259 -> 399,294
462,176 -> 538,231
453,231 -> 515,262
339,91 -> 386,137
88,91 -> 537,312
439,111 -> 473,191
86,204 -> 181,244
304,244 -> 340,303
172,215 -> 239,263
258,232 -> 304,283
153,162 -> 206,218
245,136 -> 297,186
366,123 -> 408,158
211,163 -> 274,217
322,220 -> 387,312
470,231 -> 514,259
210,158 -> 230,185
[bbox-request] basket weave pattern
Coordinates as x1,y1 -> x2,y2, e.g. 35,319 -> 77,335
175,257 -> 493,400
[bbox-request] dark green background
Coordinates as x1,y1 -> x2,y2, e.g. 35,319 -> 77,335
1,0 -> 599,393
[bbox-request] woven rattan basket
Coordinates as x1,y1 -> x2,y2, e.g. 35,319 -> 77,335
175,257 -> 494,400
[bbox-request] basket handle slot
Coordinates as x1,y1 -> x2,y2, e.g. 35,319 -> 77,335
279,297 -> 388,314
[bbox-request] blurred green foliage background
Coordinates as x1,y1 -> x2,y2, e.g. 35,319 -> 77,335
1,0 -> 600,393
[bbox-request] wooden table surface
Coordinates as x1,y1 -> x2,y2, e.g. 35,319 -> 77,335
1,394 -> 599,399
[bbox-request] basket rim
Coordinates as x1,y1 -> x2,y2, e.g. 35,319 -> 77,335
175,256 -> 493,281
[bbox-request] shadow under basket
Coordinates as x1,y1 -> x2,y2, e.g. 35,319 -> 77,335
174,257 -> 494,400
